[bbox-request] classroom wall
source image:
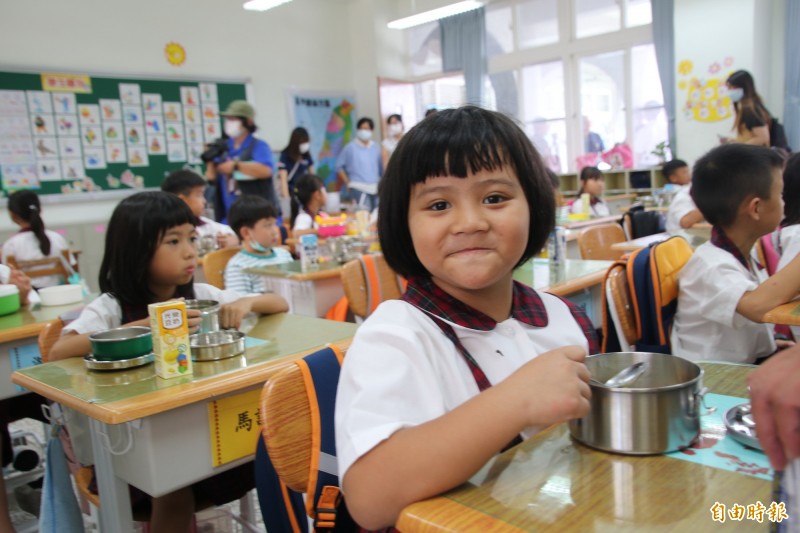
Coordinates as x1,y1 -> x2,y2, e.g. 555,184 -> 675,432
674,0 -> 785,164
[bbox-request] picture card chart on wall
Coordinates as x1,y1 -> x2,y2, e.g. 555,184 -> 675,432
0,70 -> 246,196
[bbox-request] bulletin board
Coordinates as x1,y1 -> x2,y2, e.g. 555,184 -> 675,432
0,70 -> 247,196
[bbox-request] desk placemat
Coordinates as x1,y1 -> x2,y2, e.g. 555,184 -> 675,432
666,393 -> 771,480
245,336 -> 268,348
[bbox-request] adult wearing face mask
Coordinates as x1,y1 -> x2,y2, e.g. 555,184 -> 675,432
721,70 -> 771,147
336,117 -> 383,211
381,114 -> 404,168
278,127 -> 315,204
204,100 -> 275,223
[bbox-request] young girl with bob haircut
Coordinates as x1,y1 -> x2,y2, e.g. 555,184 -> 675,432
49,191 -> 288,530
3,189 -> 71,288
335,106 -> 597,529
290,173 -> 327,235
569,166 -> 610,217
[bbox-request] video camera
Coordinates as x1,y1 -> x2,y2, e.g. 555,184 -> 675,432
201,137 -> 229,163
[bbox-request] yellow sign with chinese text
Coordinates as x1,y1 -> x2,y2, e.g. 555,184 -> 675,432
208,389 -> 262,467
41,73 -> 92,93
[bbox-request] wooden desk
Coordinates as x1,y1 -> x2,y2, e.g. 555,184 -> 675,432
12,313 -> 357,533
763,300 -> 800,326
245,260 -> 345,317
0,296 -> 88,400
514,259 -> 613,328
397,362 -> 767,532
610,230 -> 710,253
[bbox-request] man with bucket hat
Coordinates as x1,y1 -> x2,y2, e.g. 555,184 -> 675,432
204,100 -> 276,223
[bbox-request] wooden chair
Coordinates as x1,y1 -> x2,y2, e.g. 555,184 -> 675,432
339,253 -> 405,320
200,246 -> 241,289
38,318 -> 64,363
5,250 -> 71,285
604,263 -> 637,352
578,223 -> 626,261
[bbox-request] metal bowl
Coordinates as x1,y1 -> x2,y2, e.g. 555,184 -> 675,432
84,352 -> 154,371
190,330 -> 245,361
89,326 -> 153,361
185,299 -> 220,334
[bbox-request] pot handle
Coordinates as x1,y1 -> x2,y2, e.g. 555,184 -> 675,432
695,387 -> 717,416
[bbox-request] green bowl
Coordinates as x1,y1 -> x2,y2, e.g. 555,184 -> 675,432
0,286 -> 21,316
89,326 -> 153,361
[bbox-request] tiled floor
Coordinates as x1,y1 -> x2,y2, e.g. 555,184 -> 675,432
7,417 -> 267,532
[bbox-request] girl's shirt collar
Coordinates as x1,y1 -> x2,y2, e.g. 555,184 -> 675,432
402,275 -> 548,330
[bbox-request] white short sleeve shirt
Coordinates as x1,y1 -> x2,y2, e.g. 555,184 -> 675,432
665,185 -> 698,234
774,224 -> 800,339
292,212 -> 314,232
335,294 -> 592,484
64,283 -> 241,335
2,230 -> 71,288
569,198 -> 610,217
671,242 -> 775,363
197,216 -> 236,238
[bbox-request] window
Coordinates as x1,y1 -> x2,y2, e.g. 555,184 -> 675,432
631,44 -> 668,167
575,0 -> 621,38
521,62 -> 566,173
580,51 -> 626,151
486,2 -> 513,57
407,22 -> 442,77
517,0 -> 559,49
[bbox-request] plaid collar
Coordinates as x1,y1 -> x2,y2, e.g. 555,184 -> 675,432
402,276 -> 548,330
710,226 -> 750,270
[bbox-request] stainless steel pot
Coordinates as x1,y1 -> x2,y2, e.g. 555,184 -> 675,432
569,352 -> 705,455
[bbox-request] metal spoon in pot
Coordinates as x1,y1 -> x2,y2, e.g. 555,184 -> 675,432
595,362 -> 648,388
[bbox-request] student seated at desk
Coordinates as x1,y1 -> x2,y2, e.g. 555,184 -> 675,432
290,173 -> 328,237
335,107 -> 598,530
224,195 -> 293,295
772,153 -> 800,339
671,144 -> 800,364
569,166 -> 610,217
664,158 -> 704,233
161,169 -> 239,249
2,190 -> 72,288
49,191 -> 287,531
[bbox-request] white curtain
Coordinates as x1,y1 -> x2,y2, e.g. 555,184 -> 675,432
651,0 -> 676,155
440,7 -> 487,106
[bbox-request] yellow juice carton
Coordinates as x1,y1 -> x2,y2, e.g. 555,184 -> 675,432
148,300 -> 193,379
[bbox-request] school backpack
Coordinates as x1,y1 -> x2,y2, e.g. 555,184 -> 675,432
769,117 -> 792,152
602,236 -> 693,353
255,345 -> 361,533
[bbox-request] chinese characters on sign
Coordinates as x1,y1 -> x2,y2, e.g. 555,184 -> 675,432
710,501 -> 789,524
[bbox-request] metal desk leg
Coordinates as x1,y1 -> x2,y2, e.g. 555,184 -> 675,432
89,418 -> 134,533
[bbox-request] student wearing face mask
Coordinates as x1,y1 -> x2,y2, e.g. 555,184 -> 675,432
721,70 -> 772,147
381,114 -> 404,168
278,127 -> 315,206
336,117 -> 384,211
204,100 -> 276,223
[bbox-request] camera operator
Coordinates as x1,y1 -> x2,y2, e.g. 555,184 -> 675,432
203,100 -> 275,223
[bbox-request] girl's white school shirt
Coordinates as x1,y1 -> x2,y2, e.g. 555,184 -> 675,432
568,197 -> 610,217
774,224 -> 800,339
64,283 -> 241,334
196,216 -> 236,239
292,212 -> 316,232
335,294 -> 591,485
1,230 -> 71,289
670,242 -> 775,363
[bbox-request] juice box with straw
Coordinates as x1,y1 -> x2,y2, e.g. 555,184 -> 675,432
148,300 -> 193,379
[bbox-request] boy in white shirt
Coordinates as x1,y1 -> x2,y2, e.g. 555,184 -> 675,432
671,144 -> 800,363
663,158 -> 704,233
224,195 -> 293,294
161,170 -> 239,249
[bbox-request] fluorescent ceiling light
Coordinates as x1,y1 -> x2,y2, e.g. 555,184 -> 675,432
243,0 -> 292,12
387,1 -> 484,29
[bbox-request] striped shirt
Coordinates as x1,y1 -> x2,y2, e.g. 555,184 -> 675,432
224,248 -> 293,295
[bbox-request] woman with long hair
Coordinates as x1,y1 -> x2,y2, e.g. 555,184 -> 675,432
278,126 -> 315,202
724,70 -> 771,147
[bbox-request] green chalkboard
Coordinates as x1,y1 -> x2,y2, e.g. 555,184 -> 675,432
0,70 -> 247,196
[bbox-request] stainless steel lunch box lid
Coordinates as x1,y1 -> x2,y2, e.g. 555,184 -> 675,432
569,352 -> 705,455
190,330 -> 246,361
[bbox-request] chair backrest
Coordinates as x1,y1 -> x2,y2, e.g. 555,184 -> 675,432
603,263 -> 637,351
340,253 -> 405,319
5,250 -> 70,284
258,345 -> 354,532
627,236 -> 693,353
578,223 -> 626,261
38,319 -> 65,363
201,246 -> 241,289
